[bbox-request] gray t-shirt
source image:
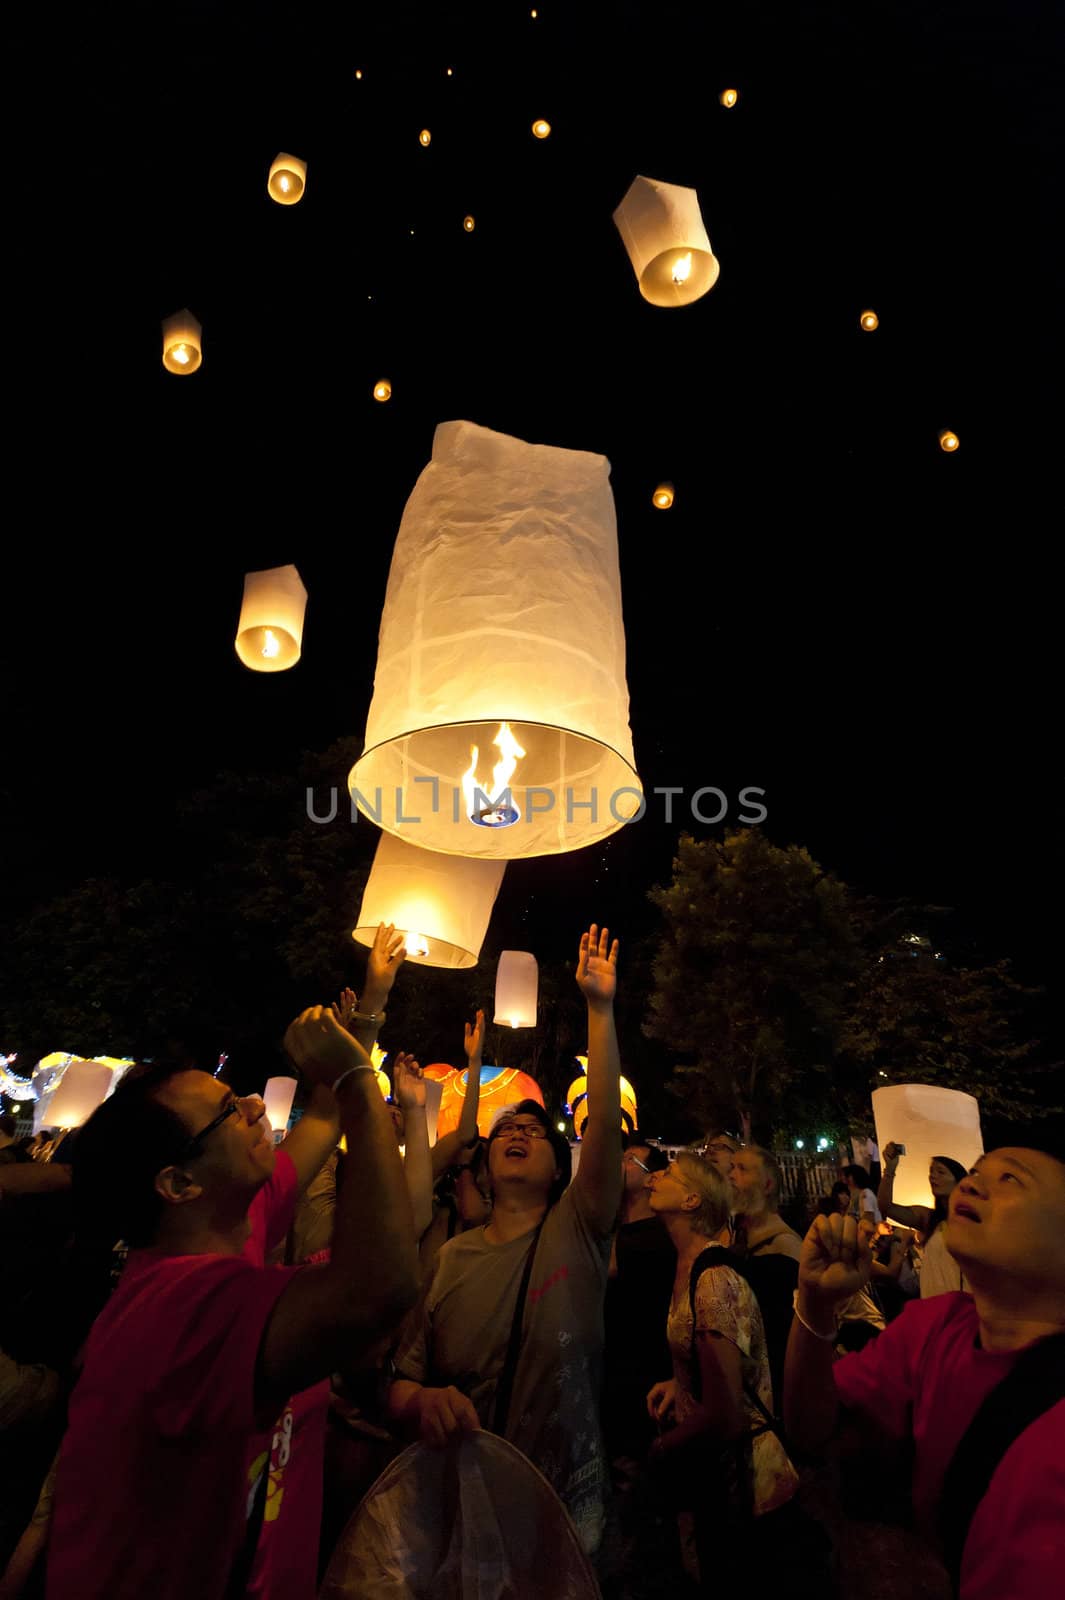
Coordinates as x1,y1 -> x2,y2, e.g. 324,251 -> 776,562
394,1182 -> 612,1555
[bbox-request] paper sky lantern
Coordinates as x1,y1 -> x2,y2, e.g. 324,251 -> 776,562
349,420 -> 641,858
531,119 -> 551,139
353,828 -> 504,968
939,430 -> 960,452
463,215 -> 475,232
373,380 -> 392,402
234,564 -> 307,672
872,1084 -> 983,1210
161,308 -> 202,375
494,951 -> 538,1029
434,1065 -> 545,1140
46,1060 -> 113,1129
268,153 -> 307,205
419,129 -> 432,147
719,89 -> 739,108
652,482 -> 674,509
860,309 -> 879,331
613,176 -> 720,307
263,1076 -> 297,1136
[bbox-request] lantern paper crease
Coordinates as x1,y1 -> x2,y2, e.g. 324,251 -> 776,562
349,420 -> 641,858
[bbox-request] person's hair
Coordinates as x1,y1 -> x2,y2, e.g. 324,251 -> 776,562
624,1133 -> 669,1174
703,1130 -> 741,1151
745,1144 -> 785,1213
830,1180 -> 850,1201
927,1154 -> 968,1235
70,1062 -> 197,1247
842,1164 -> 871,1190
815,1193 -> 837,1218
0,1112 -> 18,1138
673,1152 -> 731,1238
487,1100 -> 572,1205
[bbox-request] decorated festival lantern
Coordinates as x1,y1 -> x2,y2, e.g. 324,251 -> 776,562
268,152 -> 307,205
566,1058 -> 638,1140
348,420 -> 641,858
353,829 -> 504,968
613,176 -> 720,307
45,1060 -> 114,1130
234,564 -> 307,672
161,308 -> 202,375
494,951 -> 538,1029
32,1053 -> 133,1131
263,1077 -> 297,1138
872,1084 -> 983,1210
434,1063 -> 545,1141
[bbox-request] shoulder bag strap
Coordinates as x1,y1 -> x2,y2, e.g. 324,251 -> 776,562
491,1219 -> 545,1435
938,1331 -> 1065,1594
687,1249 -> 791,1448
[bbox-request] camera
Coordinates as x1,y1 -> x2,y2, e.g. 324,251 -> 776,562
894,1143 -> 907,1155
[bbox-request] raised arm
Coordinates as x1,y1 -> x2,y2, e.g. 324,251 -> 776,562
395,1053 -> 434,1238
783,1211 -> 872,1452
573,924 -> 623,1235
285,924 -> 407,1195
876,1142 -> 931,1231
432,1010 -> 485,1180
256,1008 -> 418,1411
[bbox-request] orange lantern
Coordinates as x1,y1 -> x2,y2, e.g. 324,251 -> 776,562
434,1065 -> 544,1139
566,1059 -> 637,1139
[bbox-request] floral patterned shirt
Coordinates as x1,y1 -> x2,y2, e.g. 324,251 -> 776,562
666,1244 -> 798,1517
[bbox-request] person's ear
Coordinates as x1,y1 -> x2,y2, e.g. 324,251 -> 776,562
681,1191 -> 700,1214
155,1165 -> 204,1209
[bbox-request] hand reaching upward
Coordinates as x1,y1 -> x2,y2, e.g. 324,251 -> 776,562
576,924 -> 618,1008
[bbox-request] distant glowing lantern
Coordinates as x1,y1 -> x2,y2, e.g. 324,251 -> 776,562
373,379 -> 392,402
494,951 -> 539,1028
873,1084 -> 982,1210
355,69 -> 363,80
613,175 -> 720,307
652,482 -> 674,509
939,430 -> 960,452
352,828 -> 505,968
720,88 -> 739,108
234,564 -> 307,672
567,1060 -> 638,1139
46,1060 -> 113,1130
531,119 -> 551,139
463,215 -> 475,232
446,68 -> 454,77
268,153 -> 307,205
860,309 -> 879,331
348,420 -> 642,858
419,129 -> 432,147
263,1077 -> 297,1136
435,1064 -> 545,1139
161,308 -> 202,375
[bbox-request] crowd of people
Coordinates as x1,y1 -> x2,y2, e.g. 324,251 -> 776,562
0,923 -> 1061,1599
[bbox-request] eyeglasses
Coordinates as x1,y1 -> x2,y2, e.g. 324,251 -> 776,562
492,1119 -> 549,1141
625,1153 -> 652,1173
180,1093 -> 264,1160
705,1141 -> 741,1157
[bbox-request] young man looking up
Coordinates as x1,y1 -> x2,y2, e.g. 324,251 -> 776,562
46,926 -> 418,1600
389,924 -> 624,1561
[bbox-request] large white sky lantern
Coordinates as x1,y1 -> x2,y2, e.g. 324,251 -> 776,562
349,420 -> 641,858
494,950 -> 539,1028
263,1077 -> 298,1137
235,564 -> 307,672
353,828 -> 505,968
613,175 -> 720,307
45,1060 -> 114,1129
872,1083 -> 983,1210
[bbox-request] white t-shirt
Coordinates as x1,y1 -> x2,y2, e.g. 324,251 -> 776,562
849,1188 -> 881,1223
917,1222 -> 964,1297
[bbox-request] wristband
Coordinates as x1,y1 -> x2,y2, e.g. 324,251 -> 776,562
349,1010 -> 385,1026
333,1064 -> 376,1097
792,1288 -> 837,1342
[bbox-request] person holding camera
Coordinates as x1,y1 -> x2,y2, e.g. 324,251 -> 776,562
878,1143 -> 968,1297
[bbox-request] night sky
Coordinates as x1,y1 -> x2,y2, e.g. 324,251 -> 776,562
5,2 -> 1061,1007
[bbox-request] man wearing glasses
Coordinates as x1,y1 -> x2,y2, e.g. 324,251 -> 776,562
603,1136 -> 673,1465
45,926 -> 418,1600
390,925 -> 624,1565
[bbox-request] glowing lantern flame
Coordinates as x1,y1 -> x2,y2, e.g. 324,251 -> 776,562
462,722 -> 526,826
405,933 -> 430,958
671,251 -> 693,286
261,629 -> 281,659
173,344 -> 190,365
279,174 -> 290,193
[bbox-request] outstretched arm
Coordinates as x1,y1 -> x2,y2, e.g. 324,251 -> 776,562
432,1010 -> 486,1179
784,1212 -> 873,1452
876,1142 -> 930,1230
395,1054 -> 434,1238
572,924 -> 623,1235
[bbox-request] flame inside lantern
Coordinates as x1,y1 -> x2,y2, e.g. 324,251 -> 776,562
462,722 -> 526,827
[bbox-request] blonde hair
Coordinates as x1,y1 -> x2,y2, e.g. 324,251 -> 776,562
673,1151 -> 731,1238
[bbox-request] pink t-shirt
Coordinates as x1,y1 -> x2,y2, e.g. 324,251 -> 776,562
47,1150 -> 329,1600
833,1292 -> 1064,1600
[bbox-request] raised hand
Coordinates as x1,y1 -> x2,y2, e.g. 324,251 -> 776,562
392,1052 -> 427,1111
575,924 -> 619,1008
882,1141 -> 902,1169
463,1009 -> 485,1065
331,986 -> 359,1029
284,1005 -> 373,1090
798,1212 -> 873,1311
364,922 -> 407,1006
